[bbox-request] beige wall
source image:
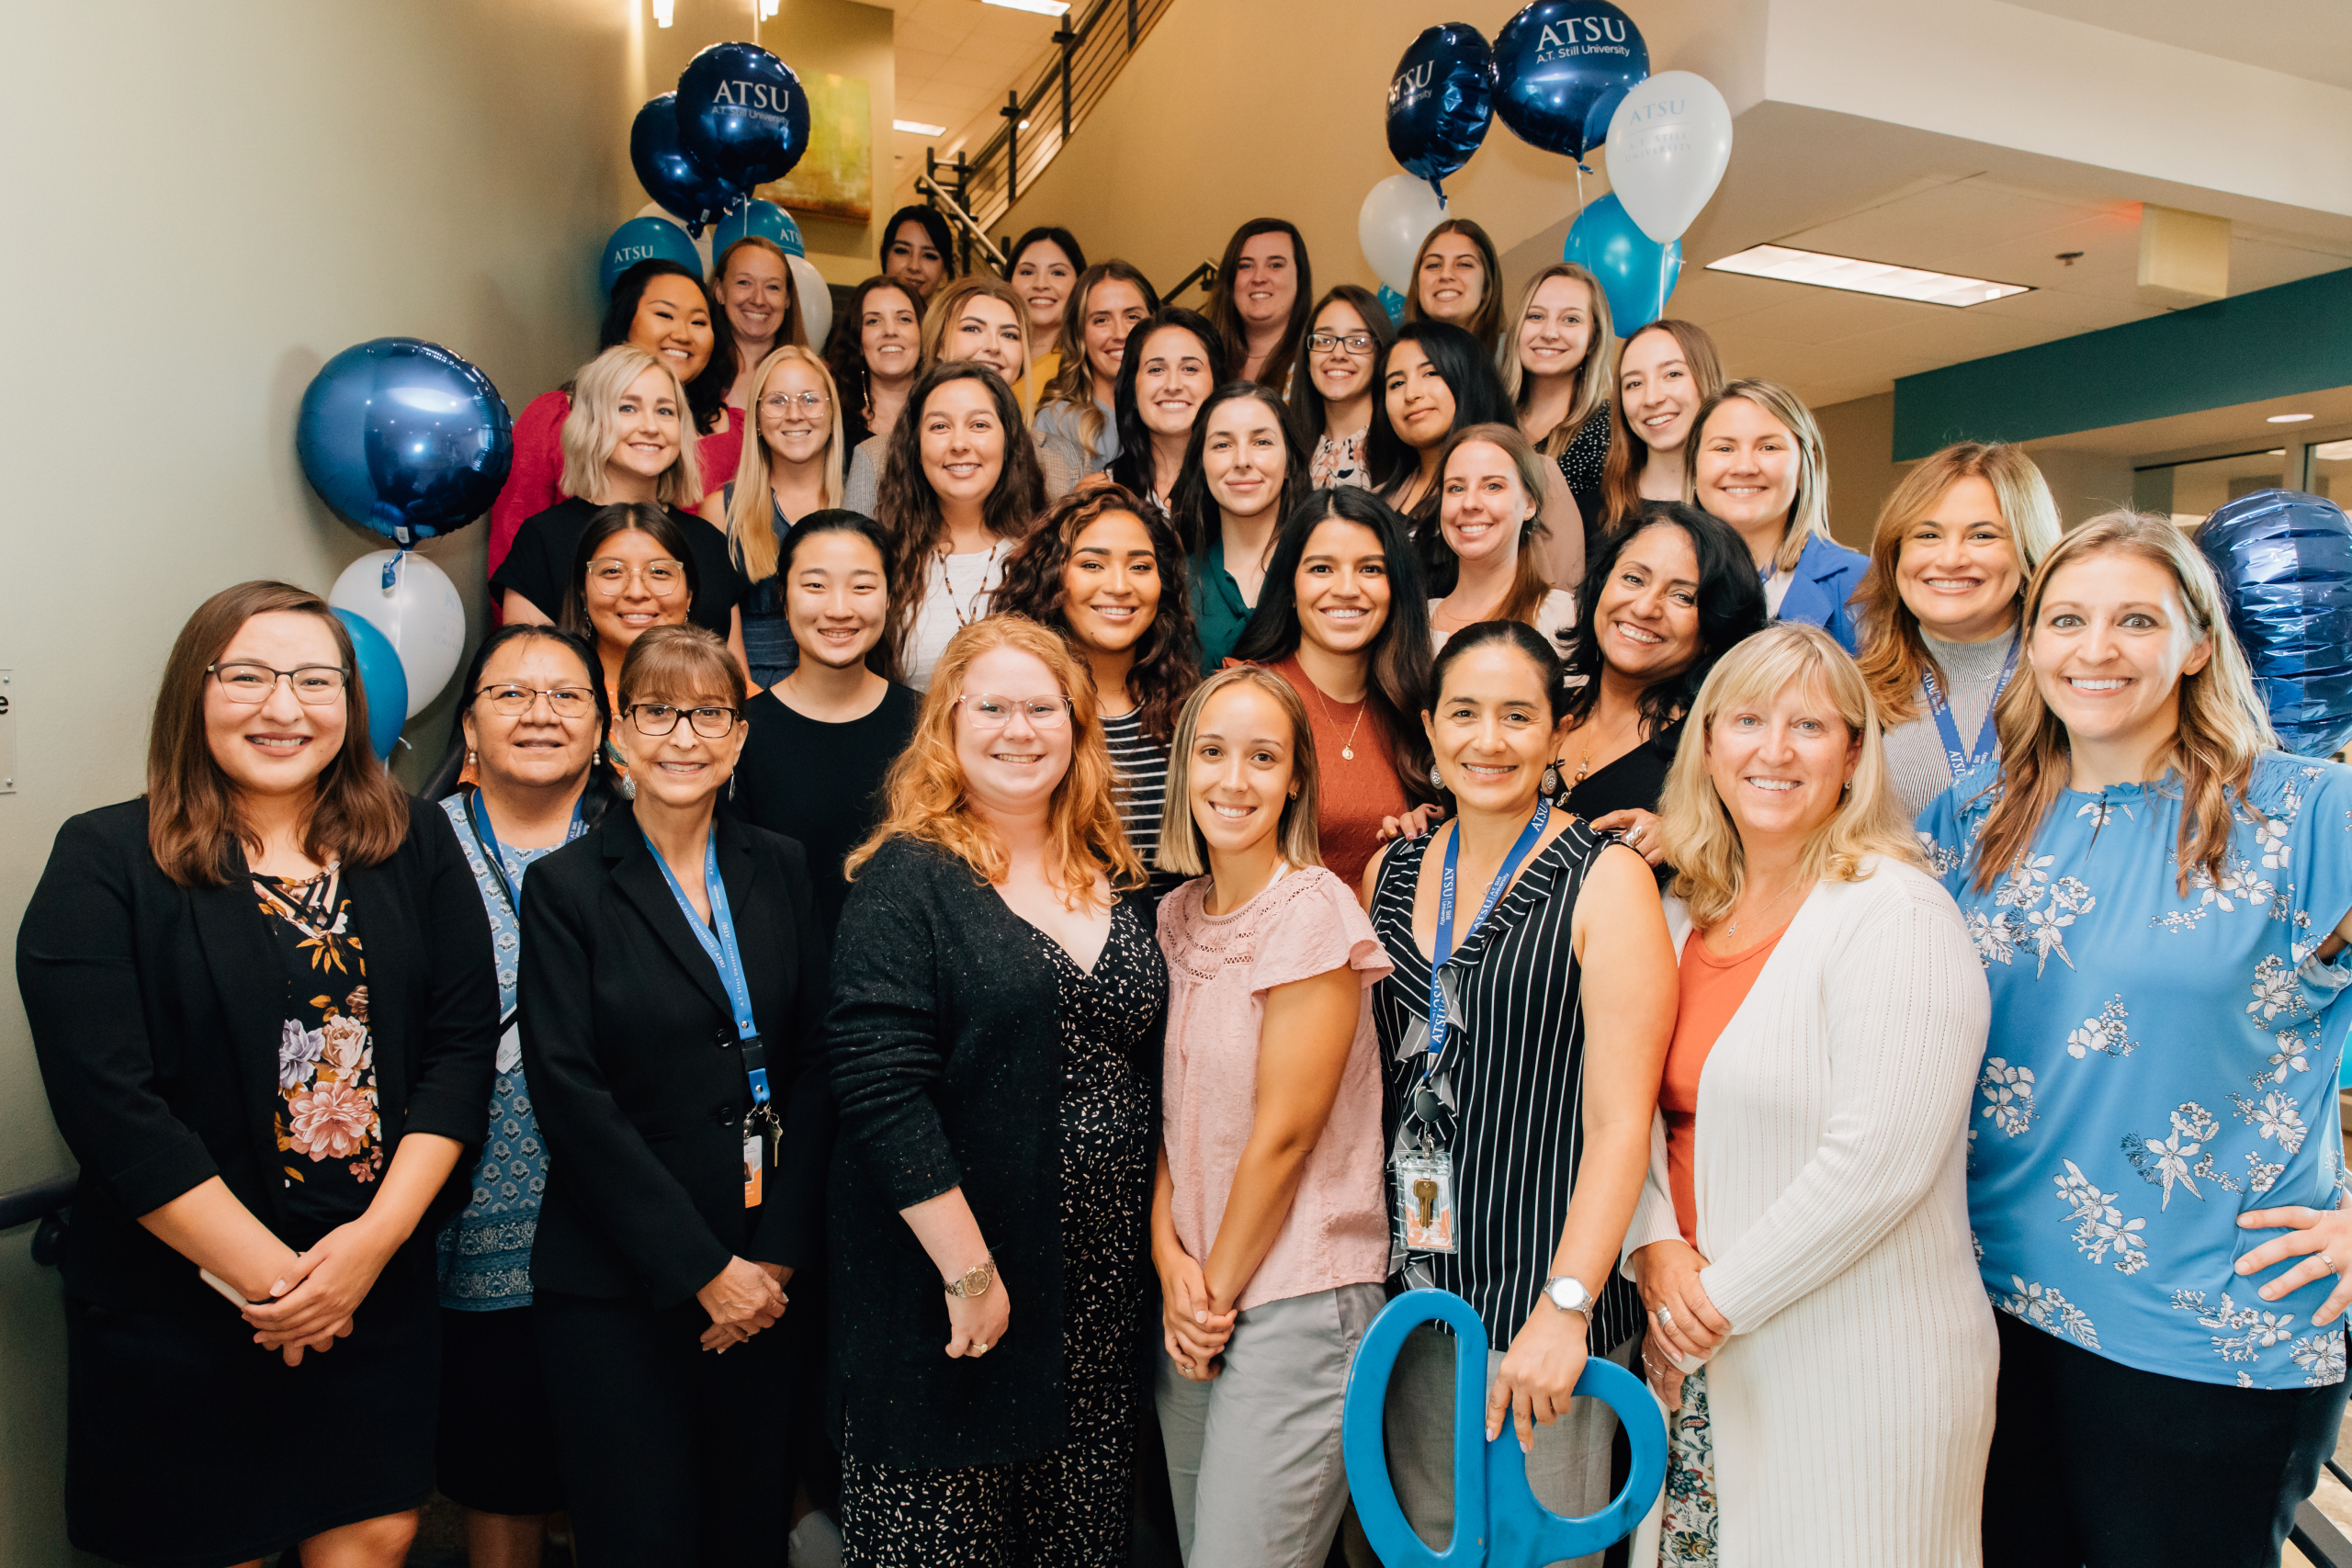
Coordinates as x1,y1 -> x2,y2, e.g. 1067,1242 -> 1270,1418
1815,393 -> 1901,552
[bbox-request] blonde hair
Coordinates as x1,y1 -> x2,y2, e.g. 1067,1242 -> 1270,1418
918,274 -> 1032,382
1433,423 -> 1555,627
1969,510 -> 2273,895
724,346 -> 843,583
1156,666 -> 1324,878
1855,442 -> 2064,726
560,344 -> 702,508
1657,622 -> 1919,927
846,615 -> 1143,907
1497,263 -> 1615,457
1687,379 -> 1829,575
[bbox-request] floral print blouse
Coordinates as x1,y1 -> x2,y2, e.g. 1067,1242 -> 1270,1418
1310,429 -> 1371,491
260,864 -> 381,1232
1919,753 -> 2352,1389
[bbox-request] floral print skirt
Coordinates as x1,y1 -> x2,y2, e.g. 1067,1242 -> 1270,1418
1657,1367 -> 1719,1567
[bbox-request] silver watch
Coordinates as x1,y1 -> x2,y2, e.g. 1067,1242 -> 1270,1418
1541,1274 -> 1594,1316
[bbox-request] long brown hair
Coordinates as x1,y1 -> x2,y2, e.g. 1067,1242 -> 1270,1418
1431,423 -> 1554,627
1969,511 -> 2273,896
147,581 -> 410,886
1598,319 -> 1723,532
1204,218 -> 1313,395
846,615 -> 1144,905
1854,442 -> 2064,726
1040,260 -> 1161,458
1403,218 -> 1504,350
1498,263 -> 1615,457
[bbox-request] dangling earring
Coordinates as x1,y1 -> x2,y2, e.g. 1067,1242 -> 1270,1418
467,750 -> 477,767
1540,761 -> 1563,798
1429,762 -> 1444,791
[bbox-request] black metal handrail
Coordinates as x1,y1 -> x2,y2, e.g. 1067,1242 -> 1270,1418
922,0 -> 1176,260
1165,258 -> 1219,304
0,1171 -> 74,1233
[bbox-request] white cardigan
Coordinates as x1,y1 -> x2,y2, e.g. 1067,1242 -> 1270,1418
1623,857 -> 1998,1568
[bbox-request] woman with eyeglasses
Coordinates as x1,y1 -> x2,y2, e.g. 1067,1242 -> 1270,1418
1107,307 -> 1232,519
555,502 -> 707,716
18,581 -> 499,1568
1360,622 -> 1674,1557
520,624 -> 831,1565
1502,264 -> 1616,559
1178,382 -> 1312,671
1036,261 -> 1160,481
1290,285 -> 1393,492
1204,218 -> 1312,393
1403,219 -> 1504,354
1006,226 -> 1087,414
419,625 -> 621,1568
827,616 -> 1166,1564
825,276 -> 925,453
494,346 -> 748,664
700,346 -> 845,690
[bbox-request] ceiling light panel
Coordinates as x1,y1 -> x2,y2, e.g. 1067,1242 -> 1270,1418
1705,244 -> 2033,308
893,119 -> 947,136
983,0 -> 1069,13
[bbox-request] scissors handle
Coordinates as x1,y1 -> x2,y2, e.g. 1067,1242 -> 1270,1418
1341,1289 -> 1668,1568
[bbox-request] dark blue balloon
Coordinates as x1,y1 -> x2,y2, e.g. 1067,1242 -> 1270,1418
712,198 -> 806,259
599,216 -> 703,296
675,42 -> 810,191
1564,194 -> 1680,331
631,94 -> 739,233
298,339 -> 513,547
2197,489 -> 2352,758
1387,23 -> 1493,201
333,608 -> 409,761
1493,0 -> 1649,162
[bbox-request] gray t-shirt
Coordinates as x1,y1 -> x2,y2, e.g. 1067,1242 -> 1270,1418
1885,629 -> 2019,821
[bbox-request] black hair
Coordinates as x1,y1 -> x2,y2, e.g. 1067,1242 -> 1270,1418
1006,226 -> 1087,280
822,276 -> 927,449
1170,381 -> 1308,558
1366,320 -> 1516,497
1430,620 -> 1569,725
775,508 -> 903,684
1230,487 -> 1438,807
599,259 -> 735,437
559,502 -> 704,643
1287,284 -> 1396,445
882,204 -> 956,275
1204,218 -> 1315,397
422,623 -> 622,823
1106,307 -> 1230,504
1563,501 -> 1768,737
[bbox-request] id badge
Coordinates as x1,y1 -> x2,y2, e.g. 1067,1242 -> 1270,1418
742,1125 -> 764,1209
1391,1148 -> 1456,1254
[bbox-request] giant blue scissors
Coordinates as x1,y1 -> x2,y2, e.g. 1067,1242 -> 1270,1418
1343,1289 -> 1667,1566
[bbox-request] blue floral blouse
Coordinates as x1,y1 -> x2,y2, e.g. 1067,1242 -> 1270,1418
434,796 -> 566,1312
1920,753 -> 2352,1389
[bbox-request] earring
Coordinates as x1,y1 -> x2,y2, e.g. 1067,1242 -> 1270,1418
467,750 -> 478,767
1540,761 -> 1563,798
618,771 -> 638,802
1429,762 -> 1445,791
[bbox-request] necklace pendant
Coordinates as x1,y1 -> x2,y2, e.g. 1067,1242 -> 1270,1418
1341,745 -> 1354,761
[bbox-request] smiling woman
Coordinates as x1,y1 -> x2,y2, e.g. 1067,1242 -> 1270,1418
1175,382 -> 1311,669
1689,378 -> 1867,650
1108,307 -> 1231,514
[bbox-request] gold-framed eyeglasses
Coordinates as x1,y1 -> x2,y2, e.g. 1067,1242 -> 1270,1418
476,684 -> 597,718
625,702 -> 741,739
585,558 -> 687,596
956,694 -> 1069,729
761,389 -> 831,416
1306,332 -> 1374,355
208,662 -> 348,705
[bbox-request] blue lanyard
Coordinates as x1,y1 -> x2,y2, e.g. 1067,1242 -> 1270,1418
464,790 -> 585,922
640,826 -> 768,1106
1422,798 -> 1551,1079
1920,636 -> 2019,778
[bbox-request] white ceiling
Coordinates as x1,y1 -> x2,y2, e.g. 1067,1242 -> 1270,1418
2004,0 -> 2352,91
863,0 -> 1061,204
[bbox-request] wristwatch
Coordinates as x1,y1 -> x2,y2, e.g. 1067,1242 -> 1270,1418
1541,1273 -> 1594,1317
944,1255 -> 997,1300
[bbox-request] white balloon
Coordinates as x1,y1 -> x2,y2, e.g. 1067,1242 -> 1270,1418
328,550 -> 467,718
637,201 -> 714,276
1358,175 -> 1447,295
788,254 -> 831,349
1604,72 -> 1734,244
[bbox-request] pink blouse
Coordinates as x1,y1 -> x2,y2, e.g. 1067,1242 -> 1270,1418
484,389 -> 746,582
1156,866 -> 1394,1311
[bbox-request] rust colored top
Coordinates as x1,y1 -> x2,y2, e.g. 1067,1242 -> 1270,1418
1663,919 -> 1791,1246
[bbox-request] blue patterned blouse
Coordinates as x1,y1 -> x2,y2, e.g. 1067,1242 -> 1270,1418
434,795 -> 569,1312
1919,753 -> 2352,1388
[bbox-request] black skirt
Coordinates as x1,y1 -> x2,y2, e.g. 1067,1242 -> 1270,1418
436,1304 -> 567,1517
64,1259 -> 437,1567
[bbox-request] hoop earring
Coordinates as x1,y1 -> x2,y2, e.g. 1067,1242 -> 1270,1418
1429,762 -> 1444,791
1539,761 -> 1563,798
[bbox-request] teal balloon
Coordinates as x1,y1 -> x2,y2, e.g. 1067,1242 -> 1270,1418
713,199 -> 806,259
333,609 -> 409,761
1564,194 -> 1681,331
1376,285 -> 1408,323
600,217 -> 703,295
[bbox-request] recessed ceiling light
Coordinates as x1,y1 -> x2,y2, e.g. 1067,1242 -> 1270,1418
1018,118 -> 1031,130
893,119 -> 946,136
984,0 -> 1069,13
1705,244 -> 2033,308
2267,412 -> 2315,423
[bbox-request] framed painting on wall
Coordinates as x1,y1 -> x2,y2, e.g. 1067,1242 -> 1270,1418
757,73 -> 873,224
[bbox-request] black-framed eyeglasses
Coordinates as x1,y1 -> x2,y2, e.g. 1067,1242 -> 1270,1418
208,662 -> 348,705
625,702 -> 740,739
1306,332 -> 1374,355
476,684 -> 598,718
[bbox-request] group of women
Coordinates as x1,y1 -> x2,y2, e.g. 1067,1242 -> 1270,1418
17,203 -> 2352,1568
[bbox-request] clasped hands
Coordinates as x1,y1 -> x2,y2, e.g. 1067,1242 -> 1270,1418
1633,1237 -> 1731,1409
698,1256 -> 791,1352
1156,1244 -> 1238,1382
236,1213 -> 402,1367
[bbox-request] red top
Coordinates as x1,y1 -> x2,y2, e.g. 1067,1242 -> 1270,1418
484,389 -> 747,582
1662,919 -> 1790,1246
1264,656 -> 1406,893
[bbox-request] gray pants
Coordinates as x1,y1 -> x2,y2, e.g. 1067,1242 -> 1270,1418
1155,1281 -> 1386,1568
1380,1322 -> 1639,1568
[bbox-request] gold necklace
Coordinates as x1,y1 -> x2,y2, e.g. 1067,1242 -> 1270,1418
1725,874 -> 1807,938
1569,705 -> 1641,784
1303,674 -> 1368,762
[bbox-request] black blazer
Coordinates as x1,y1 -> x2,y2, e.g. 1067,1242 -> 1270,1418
518,809 -> 831,1309
824,836 -> 1164,1471
16,796 -> 500,1313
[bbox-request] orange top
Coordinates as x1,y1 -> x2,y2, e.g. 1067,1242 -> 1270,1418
1661,921 -> 1789,1246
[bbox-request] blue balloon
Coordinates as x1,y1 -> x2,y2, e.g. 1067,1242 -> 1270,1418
599,216 -> 704,296
630,94 -> 739,234
1376,285 -> 1408,323
1386,23 -> 1493,201
1564,194 -> 1680,332
298,339 -> 513,547
1493,0 -> 1649,161
675,42 -> 810,191
2197,489 -> 2352,759
333,608 -> 409,761
712,198 -> 806,260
